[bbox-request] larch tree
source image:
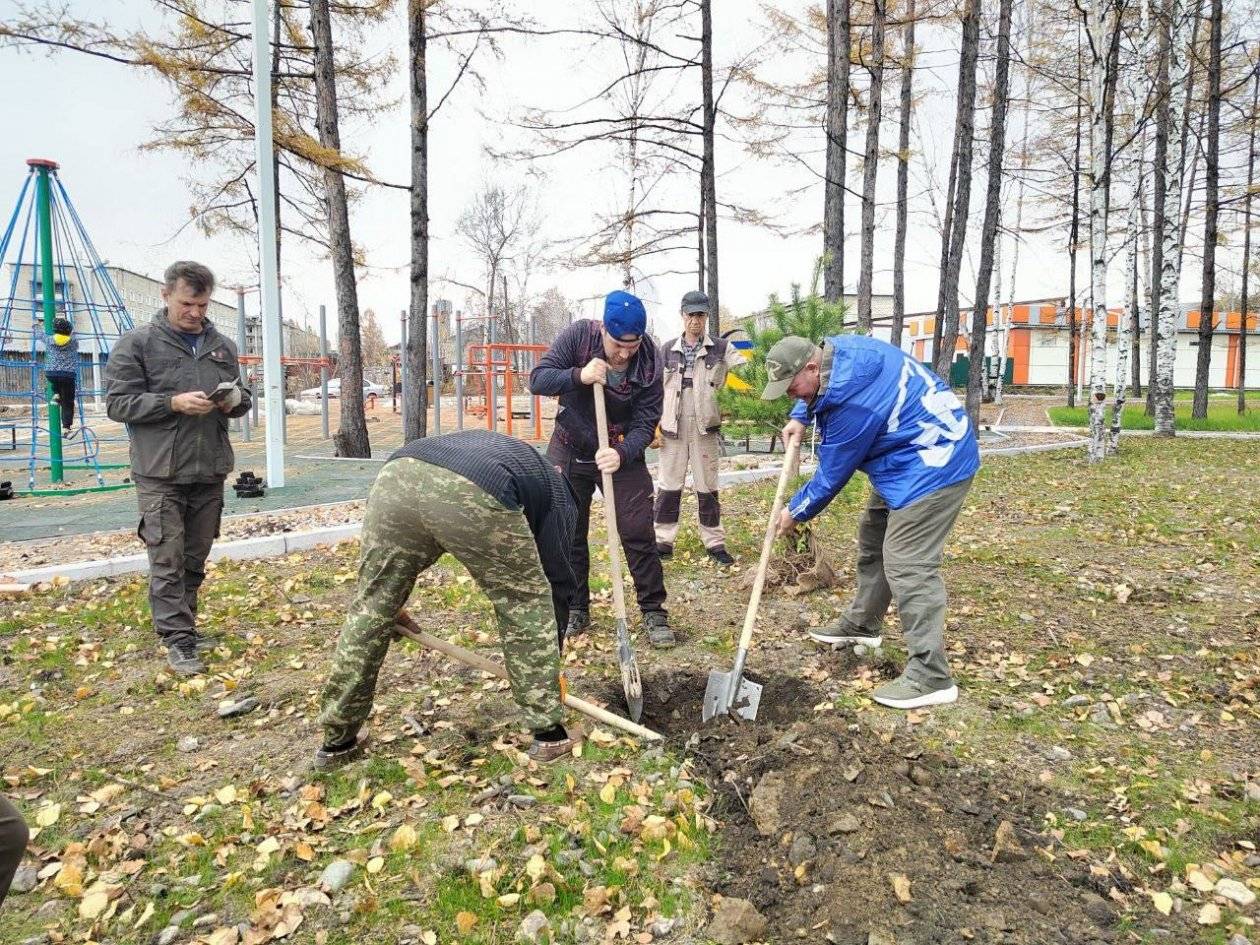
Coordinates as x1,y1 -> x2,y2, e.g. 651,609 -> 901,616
407,0 -> 429,441
310,0 -> 369,457
1239,57 -> 1257,415
1190,0 -> 1222,418
964,0 -> 1014,426
823,0 -> 852,303
935,0 -> 981,379
856,0 -> 888,334
889,0 -> 916,348
701,0 -> 720,335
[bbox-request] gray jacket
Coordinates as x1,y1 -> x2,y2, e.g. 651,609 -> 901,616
105,310 -> 252,482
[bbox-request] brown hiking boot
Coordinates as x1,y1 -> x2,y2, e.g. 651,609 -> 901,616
527,729 -> 581,764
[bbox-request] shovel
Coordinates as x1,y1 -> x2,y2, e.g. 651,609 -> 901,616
394,613 -> 661,741
703,435 -> 802,722
592,382 -> 644,723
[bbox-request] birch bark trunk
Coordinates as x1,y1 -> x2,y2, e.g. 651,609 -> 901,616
1086,0 -> 1116,462
406,0 -> 429,441
890,0 -> 915,349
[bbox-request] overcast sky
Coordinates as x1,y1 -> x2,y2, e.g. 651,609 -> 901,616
0,0 -> 1220,346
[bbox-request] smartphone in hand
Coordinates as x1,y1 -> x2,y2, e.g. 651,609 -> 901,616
208,381 -> 238,403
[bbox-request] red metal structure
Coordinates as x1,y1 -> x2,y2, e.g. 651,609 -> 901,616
464,342 -> 547,440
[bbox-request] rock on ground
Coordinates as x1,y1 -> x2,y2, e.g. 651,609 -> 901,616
318,859 -> 354,893
748,771 -> 787,837
707,897 -> 768,945
516,909 -> 550,943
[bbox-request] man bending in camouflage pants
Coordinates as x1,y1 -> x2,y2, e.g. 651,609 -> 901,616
316,430 -> 581,768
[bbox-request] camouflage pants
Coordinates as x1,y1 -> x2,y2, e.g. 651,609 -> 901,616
319,458 -> 564,746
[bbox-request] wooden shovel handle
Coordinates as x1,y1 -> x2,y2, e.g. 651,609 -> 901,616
592,383 -> 628,622
394,617 -> 661,741
736,435 -> 802,653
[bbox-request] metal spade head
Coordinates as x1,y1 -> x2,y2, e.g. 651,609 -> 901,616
702,670 -> 763,722
616,618 -> 643,722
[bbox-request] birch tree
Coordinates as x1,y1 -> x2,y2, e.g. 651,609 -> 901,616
856,0 -> 887,334
1153,0 -> 1190,437
1145,14 -> 1170,414
1086,0 -> 1118,463
1110,0 -> 1152,452
964,0 -> 1014,426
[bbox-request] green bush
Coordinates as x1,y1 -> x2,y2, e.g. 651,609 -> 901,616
721,268 -> 850,435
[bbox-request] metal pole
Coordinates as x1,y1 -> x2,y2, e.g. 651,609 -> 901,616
237,288 -> 251,441
319,303 -> 329,439
455,311 -> 464,431
528,314 -> 537,430
400,308 -> 409,435
487,313 -> 497,429
431,307 -> 441,436
252,0 -> 285,487
33,162 -> 63,483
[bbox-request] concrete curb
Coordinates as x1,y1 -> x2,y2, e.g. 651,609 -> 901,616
3,437 -> 1144,588
8,523 -> 363,586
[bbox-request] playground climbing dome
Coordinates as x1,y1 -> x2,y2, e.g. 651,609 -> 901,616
0,159 -> 135,496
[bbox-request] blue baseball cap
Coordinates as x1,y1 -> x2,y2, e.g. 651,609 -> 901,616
603,290 -> 647,340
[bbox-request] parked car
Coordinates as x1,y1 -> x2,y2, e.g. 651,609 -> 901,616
299,378 -> 387,401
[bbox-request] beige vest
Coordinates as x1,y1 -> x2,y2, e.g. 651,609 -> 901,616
660,334 -> 737,436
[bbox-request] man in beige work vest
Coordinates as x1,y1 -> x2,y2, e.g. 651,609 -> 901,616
653,291 -> 745,566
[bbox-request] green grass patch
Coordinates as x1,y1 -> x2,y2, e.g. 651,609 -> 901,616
1048,403 -> 1260,431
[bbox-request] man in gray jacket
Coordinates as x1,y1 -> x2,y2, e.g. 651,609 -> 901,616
105,261 -> 252,675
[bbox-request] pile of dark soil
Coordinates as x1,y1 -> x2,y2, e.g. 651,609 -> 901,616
641,669 -> 1119,945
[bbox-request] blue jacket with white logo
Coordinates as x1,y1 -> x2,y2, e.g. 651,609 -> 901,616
787,335 -> 980,519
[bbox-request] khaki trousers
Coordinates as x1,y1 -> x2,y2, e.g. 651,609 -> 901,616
654,388 -> 725,550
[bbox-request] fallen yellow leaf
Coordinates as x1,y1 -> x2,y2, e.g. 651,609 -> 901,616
455,911 -> 478,933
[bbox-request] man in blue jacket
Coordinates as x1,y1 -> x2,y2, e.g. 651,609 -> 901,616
762,335 -> 980,709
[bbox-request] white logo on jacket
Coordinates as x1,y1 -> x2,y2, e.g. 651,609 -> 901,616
887,359 -> 970,468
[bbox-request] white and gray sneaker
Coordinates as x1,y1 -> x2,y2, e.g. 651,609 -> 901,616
872,675 -> 959,709
808,626 -> 883,648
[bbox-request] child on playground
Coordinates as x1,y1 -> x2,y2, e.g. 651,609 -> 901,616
35,315 -> 79,435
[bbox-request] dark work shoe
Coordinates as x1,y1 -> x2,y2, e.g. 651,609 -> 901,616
707,546 -> 735,567
313,733 -> 370,771
656,542 -> 674,559
165,642 -> 206,676
190,632 -> 217,654
643,611 -> 676,648
565,610 -> 591,640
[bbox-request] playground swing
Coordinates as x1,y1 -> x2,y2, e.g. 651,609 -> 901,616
0,159 -> 135,497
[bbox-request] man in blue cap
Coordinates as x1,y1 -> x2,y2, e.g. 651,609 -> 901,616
762,334 -> 980,710
530,291 -> 674,647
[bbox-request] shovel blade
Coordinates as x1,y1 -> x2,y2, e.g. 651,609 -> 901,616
617,619 -> 643,723
702,671 -> 763,722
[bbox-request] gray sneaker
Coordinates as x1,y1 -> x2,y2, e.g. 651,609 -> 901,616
166,642 -> 206,676
872,675 -> 958,710
808,624 -> 882,648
